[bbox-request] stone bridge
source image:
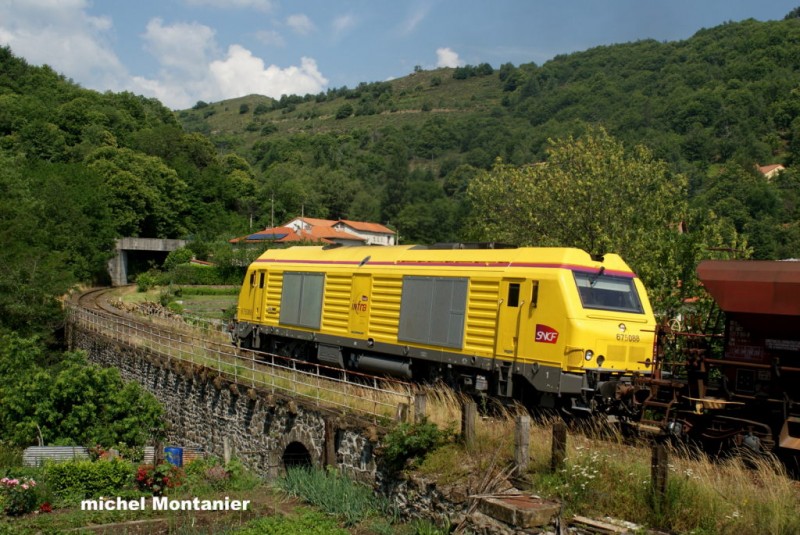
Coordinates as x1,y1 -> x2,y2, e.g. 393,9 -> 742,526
66,304 -> 563,532
67,309 -> 391,483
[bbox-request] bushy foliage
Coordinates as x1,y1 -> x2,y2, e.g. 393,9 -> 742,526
468,126 -> 747,309
134,462 -> 183,496
0,477 -> 39,516
0,333 -> 164,448
163,247 -> 194,271
45,459 -> 133,500
381,419 -> 454,473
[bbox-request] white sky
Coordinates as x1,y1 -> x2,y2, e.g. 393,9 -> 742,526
0,0 -> 796,109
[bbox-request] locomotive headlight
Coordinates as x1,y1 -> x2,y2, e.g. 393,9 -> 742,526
597,355 -> 605,367
584,350 -> 594,361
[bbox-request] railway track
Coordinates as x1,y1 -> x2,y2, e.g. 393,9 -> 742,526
69,287 -> 415,421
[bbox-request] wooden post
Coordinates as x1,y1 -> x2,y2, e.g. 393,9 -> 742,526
550,421 -> 567,473
154,438 -> 164,465
414,392 -> 427,423
223,436 -> 231,465
651,442 -> 668,501
324,418 -> 337,468
396,402 -> 409,422
461,401 -> 477,449
514,414 -> 531,474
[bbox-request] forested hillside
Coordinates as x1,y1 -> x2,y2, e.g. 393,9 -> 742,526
3,13 -> 800,335
176,14 -> 800,263
3,10 -> 800,452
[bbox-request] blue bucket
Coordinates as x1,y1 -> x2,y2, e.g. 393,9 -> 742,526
164,446 -> 183,467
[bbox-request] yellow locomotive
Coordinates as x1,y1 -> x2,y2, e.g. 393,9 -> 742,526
232,244 -> 657,411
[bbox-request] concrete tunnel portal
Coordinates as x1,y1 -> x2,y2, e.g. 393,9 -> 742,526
108,237 -> 188,286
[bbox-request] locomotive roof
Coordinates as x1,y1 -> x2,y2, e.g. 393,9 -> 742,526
254,245 -> 636,275
697,260 -> 800,316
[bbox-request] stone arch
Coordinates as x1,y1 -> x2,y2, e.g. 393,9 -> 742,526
282,441 -> 312,468
272,423 -> 323,472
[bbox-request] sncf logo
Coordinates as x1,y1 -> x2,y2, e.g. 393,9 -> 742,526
535,324 -> 559,344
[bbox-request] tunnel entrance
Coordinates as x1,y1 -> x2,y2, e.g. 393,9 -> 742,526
282,441 -> 312,468
108,237 -> 187,286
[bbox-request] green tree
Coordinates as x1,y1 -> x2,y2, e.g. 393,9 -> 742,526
0,334 -> 163,447
0,153 -> 74,335
85,146 -> 190,237
335,103 -> 353,119
468,126 -> 689,304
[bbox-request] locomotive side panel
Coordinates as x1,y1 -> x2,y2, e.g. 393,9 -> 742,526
368,274 -> 402,341
515,275 -> 571,369
398,276 -> 468,350
463,278 -> 500,357
323,271 -> 351,336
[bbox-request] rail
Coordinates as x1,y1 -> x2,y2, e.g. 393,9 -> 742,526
67,304 -> 414,421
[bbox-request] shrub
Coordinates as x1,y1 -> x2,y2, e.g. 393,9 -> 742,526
0,477 -> 39,516
169,264 -> 232,285
335,103 -> 353,119
45,459 -> 133,500
381,418 -> 454,472
183,457 -> 260,493
163,247 -> 193,271
136,270 -> 162,292
134,462 -> 183,496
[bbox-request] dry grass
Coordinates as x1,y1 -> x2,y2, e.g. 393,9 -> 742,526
414,387 -> 800,535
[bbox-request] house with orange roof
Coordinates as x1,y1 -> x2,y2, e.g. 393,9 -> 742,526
229,217 -> 395,246
757,163 -> 785,180
333,219 -> 396,246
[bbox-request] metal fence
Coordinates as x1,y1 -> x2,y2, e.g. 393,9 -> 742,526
68,304 -> 414,421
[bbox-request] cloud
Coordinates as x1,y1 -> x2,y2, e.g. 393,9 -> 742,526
138,19 -> 328,108
332,14 -> 356,37
287,14 -> 315,35
182,0 -> 275,12
0,1 -> 329,109
0,0 -> 128,89
436,47 -> 462,68
256,29 -> 285,47
142,18 -> 218,72
398,6 -> 429,35
210,46 -> 328,100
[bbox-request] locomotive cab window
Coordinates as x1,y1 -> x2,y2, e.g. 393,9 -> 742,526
573,271 -> 643,314
507,283 -> 520,307
259,272 -> 265,289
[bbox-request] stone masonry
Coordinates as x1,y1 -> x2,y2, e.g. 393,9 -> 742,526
69,327 -> 380,482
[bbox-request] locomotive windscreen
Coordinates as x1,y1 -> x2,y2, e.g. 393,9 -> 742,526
573,271 -> 644,314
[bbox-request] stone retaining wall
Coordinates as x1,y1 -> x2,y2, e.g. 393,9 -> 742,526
69,327 -> 378,482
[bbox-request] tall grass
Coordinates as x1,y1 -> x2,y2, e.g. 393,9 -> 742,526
279,466 -> 397,527
414,388 -> 800,535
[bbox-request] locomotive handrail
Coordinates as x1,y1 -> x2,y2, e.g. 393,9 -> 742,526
66,303 -> 414,421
